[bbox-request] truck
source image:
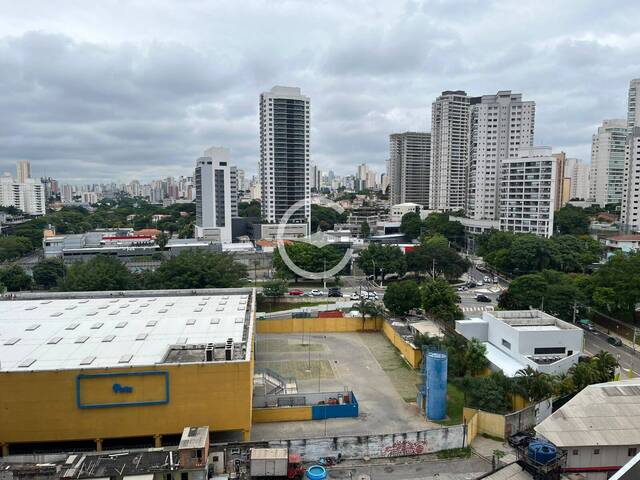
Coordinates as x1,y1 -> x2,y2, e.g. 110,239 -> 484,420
578,318 -> 595,331
250,448 -> 305,479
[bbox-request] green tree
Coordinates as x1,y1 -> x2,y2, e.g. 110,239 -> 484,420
356,243 -> 406,280
262,279 -> 288,297
59,256 -> 137,291
32,258 -> 66,289
310,204 -> 347,232
238,200 -> 261,218
590,350 -> 618,383
457,371 -> 513,414
515,366 -> 554,402
143,251 -> 247,289
554,205 -> 590,235
406,234 -> 470,280
421,277 -> 463,324
360,221 -> 371,238
156,232 -> 170,250
400,212 -> 422,240
0,265 -> 33,291
590,252 -> 640,319
465,339 -> 489,376
422,212 -> 465,247
273,242 -> 347,281
568,361 -> 600,391
383,280 -> 421,315
0,236 -> 34,261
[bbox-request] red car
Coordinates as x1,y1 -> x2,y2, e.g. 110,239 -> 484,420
288,289 -> 305,296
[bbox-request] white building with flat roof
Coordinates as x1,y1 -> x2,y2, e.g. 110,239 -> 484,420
590,119 -> 627,207
456,310 -> 583,376
0,173 -> 46,216
536,378 -> 640,480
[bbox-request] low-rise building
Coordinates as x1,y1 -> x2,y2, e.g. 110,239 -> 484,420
604,234 -> 640,253
455,310 -> 583,376
536,378 -> 640,480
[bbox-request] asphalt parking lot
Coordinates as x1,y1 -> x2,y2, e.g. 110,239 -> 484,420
251,332 -> 436,440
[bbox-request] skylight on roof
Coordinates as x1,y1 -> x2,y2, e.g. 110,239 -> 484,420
80,356 -> 96,366
4,337 -> 20,345
91,322 -> 104,329
18,358 -> 36,368
65,323 -> 79,330
75,336 -> 89,344
136,333 -> 148,341
25,324 -> 40,331
119,354 -> 132,364
47,337 -> 62,344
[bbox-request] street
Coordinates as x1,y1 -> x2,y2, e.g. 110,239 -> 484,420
583,327 -> 640,376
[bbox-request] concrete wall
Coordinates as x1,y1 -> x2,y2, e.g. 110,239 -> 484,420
266,425 -> 466,461
256,317 -> 382,334
515,327 -> 583,357
463,408 -> 506,440
455,319 -> 488,342
381,321 -> 422,369
252,406 -> 312,423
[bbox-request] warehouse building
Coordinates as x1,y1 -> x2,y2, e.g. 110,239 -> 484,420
0,289 -> 255,455
536,378 -> 640,479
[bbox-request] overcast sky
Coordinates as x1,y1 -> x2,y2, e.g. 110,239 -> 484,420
0,0 -> 639,184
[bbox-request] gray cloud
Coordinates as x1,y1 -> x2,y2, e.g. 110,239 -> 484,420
0,0 -> 639,183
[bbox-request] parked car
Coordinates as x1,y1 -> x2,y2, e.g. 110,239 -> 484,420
477,280 -> 484,286
483,275 -> 491,282
457,286 -> 468,291
288,289 -> 305,296
309,289 -> 325,296
476,294 -> 491,303
328,288 -> 342,297
350,293 -> 360,301
578,319 -> 595,332
467,281 -> 477,288
607,336 -> 623,346
508,432 -> 533,449
364,291 -> 378,300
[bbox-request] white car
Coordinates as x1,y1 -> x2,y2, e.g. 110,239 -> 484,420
365,291 -> 378,300
483,275 -> 491,282
350,293 -> 360,301
309,289 -> 325,296
477,280 -> 484,286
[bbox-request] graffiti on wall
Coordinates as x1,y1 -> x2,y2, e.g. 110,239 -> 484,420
381,440 -> 427,457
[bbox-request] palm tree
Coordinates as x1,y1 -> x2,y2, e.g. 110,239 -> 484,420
591,350 -> 618,383
515,366 -> 554,402
568,361 -> 599,391
466,338 -> 490,376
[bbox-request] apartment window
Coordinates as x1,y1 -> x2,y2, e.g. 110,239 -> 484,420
534,347 -> 565,355
181,473 -> 188,480
572,449 -> 579,455
594,448 -> 600,455
502,339 -> 511,350
629,448 -> 637,456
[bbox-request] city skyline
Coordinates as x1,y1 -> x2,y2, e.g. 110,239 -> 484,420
0,1 -> 639,182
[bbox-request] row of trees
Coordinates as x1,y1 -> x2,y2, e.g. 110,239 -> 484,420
477,231 -> 603,276
0,251 -> 248,293
400,211 -> 465,246
383,278 -> 463,323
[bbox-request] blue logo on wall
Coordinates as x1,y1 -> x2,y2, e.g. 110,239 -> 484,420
113,383 -> 134,394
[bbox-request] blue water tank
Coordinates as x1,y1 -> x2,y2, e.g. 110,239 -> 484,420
528,441 -> 557,464
425,350 -> 448,420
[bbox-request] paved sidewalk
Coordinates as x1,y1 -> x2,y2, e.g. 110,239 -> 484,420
471,436 -> 517,466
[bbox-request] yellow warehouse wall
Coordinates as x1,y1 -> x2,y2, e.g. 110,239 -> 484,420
252,406 -> 312,423
256,316 -> 382,334
0,361 -> 253,445
463,407 -> 506,440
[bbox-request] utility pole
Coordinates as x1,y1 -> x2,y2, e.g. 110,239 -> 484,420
572,300 -> 577,324
432,259 -> 436,279
323,257 -> 327,290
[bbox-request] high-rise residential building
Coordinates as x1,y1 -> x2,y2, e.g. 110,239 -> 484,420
16,160 -> 31,183
564,158 -> 590,201
467,91 -> 535,219
195,146 -> 236,243
430,91 -> 471,211
259,86 -> 310,229
552,151 -> 567,210
621,127 -> 640,232
310,164 -> 322,191
589,119 -> 627,206
0,173 -> 46,215
389,132 -> 431,206
499,146 -> 556,238
628,78 -> 640,130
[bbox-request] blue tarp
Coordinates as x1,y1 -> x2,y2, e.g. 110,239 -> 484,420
311,392 -> 359,420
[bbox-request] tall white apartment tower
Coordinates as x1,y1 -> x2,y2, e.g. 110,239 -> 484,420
259,86 -> 310,229
16,160 -> 31,183
430,91 -> 471,211
194,146 -> 236,243
389,132 -> 431,206
499,146 -> 556,238
467,91 -> 535,220
628,78 -> 640,130
0,173 -> 46,215
564,158 -> 591,201
621,127 -> 640,232
589,119 -> 627,206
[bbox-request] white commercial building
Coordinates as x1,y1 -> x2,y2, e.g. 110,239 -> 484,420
621,127 -> 640,232
389,202 -> 433,222
389,132 -> 431,207
564,157 -> 591,201
536,378 -> 640,480
590,119 -> 627,207
467,91 -> 535,221
259,86 -> 310,230
456,310 -> 583,376
498,146 -> 556,237
430,91 -> 470,211
0,173 -> 46,216
194,147 -> 236,243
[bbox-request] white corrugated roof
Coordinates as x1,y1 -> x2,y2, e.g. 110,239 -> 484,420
481,463 -> 532,480
536,378 -> 640,447
0,293 -> 251,371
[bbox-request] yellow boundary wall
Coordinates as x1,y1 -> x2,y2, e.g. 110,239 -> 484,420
463,407 -> 506,440
256,316 -> 382,334
256,317 -> 422,369
252,406 -> 312,423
